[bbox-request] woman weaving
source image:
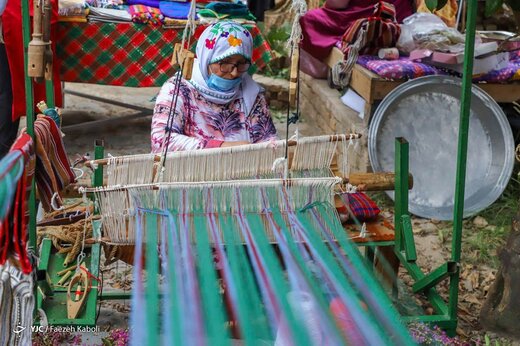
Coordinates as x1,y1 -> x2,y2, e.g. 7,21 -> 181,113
151,21 -> 277,153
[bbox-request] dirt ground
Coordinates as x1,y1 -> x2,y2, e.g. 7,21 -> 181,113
52,81 -> 517,345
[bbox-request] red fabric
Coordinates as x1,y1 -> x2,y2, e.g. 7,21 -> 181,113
33,116 -> 75,212
205,139 -> 224,148
340,2 -> 401,56
3,133 -> 34,274
299,0 -> 413,61
2,0 -> 63,121
340,191 -> 380,221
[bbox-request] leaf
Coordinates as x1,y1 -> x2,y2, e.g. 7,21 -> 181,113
437,0 -> 448,10
485,0 -> 503,17
425,0 -> 438,11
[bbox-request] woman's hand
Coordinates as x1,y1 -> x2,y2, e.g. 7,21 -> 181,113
220,141 -> 250,148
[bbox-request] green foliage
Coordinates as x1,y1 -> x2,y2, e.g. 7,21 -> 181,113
485,0 -> 504,17
265,24 -> 291,57
427,0 -> 519,17
477,170 -> 520,229
263,65 -> 290,80
425,0 -> 449,12
463,170 -> 520,267
485,0 -> 520,17
261,24 -> 292,80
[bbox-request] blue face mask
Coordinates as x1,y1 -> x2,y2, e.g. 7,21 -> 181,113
207,74 -> 242,92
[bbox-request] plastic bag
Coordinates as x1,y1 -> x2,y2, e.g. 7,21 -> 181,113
397,13 -> 466,54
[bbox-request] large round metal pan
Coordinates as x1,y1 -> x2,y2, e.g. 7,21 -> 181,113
368,75 -> 514,220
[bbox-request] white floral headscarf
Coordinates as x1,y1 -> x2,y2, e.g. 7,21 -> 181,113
190,21 -> 260,116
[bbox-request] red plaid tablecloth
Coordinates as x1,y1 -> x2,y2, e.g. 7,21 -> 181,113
56,22 -> 274,87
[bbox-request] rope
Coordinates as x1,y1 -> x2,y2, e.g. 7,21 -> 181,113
286,0 -> 307,51
284,0 -> 307,163
180,0 -> 197,50
76,190 -> 91,272
332,26 -> 368,88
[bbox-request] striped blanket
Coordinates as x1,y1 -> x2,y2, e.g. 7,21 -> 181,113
34,116 -> 76,212
0,133 -> 34,274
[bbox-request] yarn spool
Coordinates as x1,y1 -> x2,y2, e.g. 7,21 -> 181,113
27,0 -> 46,78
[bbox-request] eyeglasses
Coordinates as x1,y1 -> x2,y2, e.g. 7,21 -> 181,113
218,61 -> 251,73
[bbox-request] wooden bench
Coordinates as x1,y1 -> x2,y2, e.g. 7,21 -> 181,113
324,47 -> 520,119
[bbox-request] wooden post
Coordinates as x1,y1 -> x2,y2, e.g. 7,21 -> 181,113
27,0 -> 46,78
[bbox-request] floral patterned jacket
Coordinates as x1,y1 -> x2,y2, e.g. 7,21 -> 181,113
151,77 -> 277,153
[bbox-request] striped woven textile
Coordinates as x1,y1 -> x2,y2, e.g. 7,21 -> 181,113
127,5 -> 164,26
0,134 -> 35,274
340,1 -> 401,56
34,116 -> 75,212
339,191 -> 381,221
128,182 -> 415,346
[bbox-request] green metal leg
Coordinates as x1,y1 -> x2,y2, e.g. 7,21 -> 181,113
448,0 -> 478,333
394,138 -> 409,254
365,246 -> 375,263
93,139 -> 105,188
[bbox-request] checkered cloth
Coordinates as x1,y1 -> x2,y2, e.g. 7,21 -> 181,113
56,22 -> 274,87
339,192 -> 381,221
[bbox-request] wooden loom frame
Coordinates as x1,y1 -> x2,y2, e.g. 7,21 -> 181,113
15,0 -> 484,338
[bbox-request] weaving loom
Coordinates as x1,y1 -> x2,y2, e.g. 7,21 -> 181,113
92,135 -> 360,245
82,133 -> 417,344
128,179 -> 414,345
12,0 -> 484,338
69,1 -> 420,341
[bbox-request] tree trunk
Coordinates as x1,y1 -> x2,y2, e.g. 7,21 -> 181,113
480,213 -> 520,338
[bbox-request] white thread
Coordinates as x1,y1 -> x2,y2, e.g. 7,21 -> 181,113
272,157 -> 287,173
50,192 -> 65,211
75,189 -> 91,272
72,167 -> 84,180
332,26 -> 368,87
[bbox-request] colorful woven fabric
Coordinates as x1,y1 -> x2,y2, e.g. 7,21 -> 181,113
56,22 -> 274,87
34,116 -> 76,212
357,55 -> 442,80
340,1 -> 401,57
339,192 -> 380,221
128,5 -> 164,26
473,51 -> 520,83
0,134 -> 34,274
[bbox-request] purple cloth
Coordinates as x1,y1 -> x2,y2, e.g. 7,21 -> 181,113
299,0 -> 413,61
159,1 -> 191,19
357,51 -> 520,82
473,51 -> 520,83
126,0 -> 160,9
357,56 -> 443,80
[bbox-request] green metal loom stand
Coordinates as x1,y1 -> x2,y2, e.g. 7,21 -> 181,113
22,0 -> 479,334
391,0 -> 478,335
